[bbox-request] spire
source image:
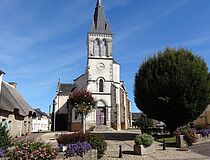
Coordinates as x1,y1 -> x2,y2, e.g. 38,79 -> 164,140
96,0 -> 102,7
90,0 -> 112,34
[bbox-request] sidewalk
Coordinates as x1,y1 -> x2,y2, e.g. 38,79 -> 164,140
101,139 -> 210,160
39,131 -> 210,160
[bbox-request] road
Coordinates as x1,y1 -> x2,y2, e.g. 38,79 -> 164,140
188,142 -> 210,158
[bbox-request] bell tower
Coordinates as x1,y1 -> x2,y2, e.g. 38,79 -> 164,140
87,0 -> 113,59
86,0 -> 117,127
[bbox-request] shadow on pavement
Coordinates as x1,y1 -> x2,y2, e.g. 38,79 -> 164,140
122,151 -> 136,155
98,132 -> 139,141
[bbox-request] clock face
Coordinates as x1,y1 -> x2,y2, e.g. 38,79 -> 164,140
97,63 -> 105,71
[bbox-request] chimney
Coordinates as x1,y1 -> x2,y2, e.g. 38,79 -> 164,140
9,82 -> 17,89
0,70 -> 5,82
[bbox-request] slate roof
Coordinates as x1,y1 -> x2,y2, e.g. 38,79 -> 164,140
113,60 -> 119,65
0,70 -> 5,75
90,0 -> 112,34
73,74 -> 85,81
34,108 -> 49,118
58,83 -> 76,95
0,81 -> 35,116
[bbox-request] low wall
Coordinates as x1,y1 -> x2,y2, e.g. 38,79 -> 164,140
59,149 -> 97,160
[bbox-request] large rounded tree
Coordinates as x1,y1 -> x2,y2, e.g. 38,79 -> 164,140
134,48 -> 210,133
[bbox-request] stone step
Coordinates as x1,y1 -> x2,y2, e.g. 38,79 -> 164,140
93,125 -> 115,131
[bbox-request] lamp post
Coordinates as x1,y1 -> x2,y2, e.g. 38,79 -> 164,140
52,99 -> 57,131
48,105 -> 51,131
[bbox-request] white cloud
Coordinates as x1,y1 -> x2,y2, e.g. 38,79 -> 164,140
169,34 -> 210,48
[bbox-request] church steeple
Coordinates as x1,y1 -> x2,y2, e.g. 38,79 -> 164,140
96,0 -> 102,7
90,0 -> 112,34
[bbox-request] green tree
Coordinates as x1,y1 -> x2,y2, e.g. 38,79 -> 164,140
136,116 -> 153,129
0,125 -> 11,150
69,89 -> 96,133
134,48 -> 210,133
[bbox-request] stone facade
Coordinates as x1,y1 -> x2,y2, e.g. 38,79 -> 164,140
0,70 -> 35,137
53,0 -> 131,131
0,109 -> 33,137
193,105 -> 210,128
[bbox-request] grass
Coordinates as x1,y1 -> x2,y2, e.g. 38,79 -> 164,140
156,136 -> 176,144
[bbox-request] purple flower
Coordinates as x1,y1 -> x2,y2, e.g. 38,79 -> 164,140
0,148 -> 4,158
198,129 -> 210,137
64,142 -> 92,157
58,144 -> 64,152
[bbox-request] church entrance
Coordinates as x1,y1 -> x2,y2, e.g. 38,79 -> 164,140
96,107 -> 106,125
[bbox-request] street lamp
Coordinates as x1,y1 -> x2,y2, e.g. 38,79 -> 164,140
52,99 -> 57,131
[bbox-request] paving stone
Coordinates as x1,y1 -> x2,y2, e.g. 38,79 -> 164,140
28,131 -> 210,160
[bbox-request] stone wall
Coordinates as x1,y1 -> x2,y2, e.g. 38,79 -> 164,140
0,109 -> 32,137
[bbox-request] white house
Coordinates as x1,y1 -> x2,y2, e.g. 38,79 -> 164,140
32,108 -> 51,132
53,0 -> 132,131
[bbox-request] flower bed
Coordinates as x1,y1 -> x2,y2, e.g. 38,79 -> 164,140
197,129 -> 210,137
56,132 -> 87,145
8,141 -> 58,159
0,148 -> 4,158
56,132 -> 107,159
59,142 -> 91,158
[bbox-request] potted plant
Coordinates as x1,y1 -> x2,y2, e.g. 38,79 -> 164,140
174,126 -> 198,147
134,134 -> 154,155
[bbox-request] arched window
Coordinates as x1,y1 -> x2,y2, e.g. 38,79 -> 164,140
93,39 -> 100,56
99,79 -> 104,92
101,39 -> 107,57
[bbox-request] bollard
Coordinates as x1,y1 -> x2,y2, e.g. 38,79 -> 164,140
163,139 -> 166,150
119,145 -> 122,158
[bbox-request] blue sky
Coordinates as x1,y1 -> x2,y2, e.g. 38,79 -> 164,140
1,0 -> 210,113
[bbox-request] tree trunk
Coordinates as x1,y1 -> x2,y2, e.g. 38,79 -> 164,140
81,112 -> 86,134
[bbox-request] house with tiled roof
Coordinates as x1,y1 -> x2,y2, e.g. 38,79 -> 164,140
0,70 -> 36,137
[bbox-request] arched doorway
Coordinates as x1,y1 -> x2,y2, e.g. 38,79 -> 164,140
96,100 -> 106,125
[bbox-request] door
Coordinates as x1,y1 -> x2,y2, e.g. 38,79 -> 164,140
96,108 -> 106,125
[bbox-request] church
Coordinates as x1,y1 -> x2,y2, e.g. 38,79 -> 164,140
53,0 -> 132,131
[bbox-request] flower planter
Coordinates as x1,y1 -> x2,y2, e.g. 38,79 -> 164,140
176,135 -> 187,148
134,143 -> 155,155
